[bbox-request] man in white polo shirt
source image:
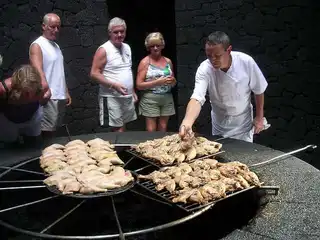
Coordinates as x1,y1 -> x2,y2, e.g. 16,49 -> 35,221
90,17 -> 137,132
179,31 -> 268,142
29,13 -> 71,139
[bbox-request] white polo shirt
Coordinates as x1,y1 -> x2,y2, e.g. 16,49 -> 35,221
191,51 -> 268,137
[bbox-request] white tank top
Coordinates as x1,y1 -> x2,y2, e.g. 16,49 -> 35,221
99,41 -> 133,98
30,36 -> 66,99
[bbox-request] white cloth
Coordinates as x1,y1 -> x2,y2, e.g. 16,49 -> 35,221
0,107 -> 42,142
30,36 -> 67,100
191,51 -> 268,142
98,41 -> 134,98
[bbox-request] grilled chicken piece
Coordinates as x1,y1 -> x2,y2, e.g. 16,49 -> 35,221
178,163 -> 193,174
174,174 -> 193,188
156,179 -> 176,193
189,189 -> 204,203
190,160 -> 211,171
172,188 -> 197,203
203,159 -> 218,169
220,177 -> 243,192
235,175 -> 250,188
185,146 -> 197,160
238,170 -> 261,187
199,182 -> 226,203
218,164 -> 238,178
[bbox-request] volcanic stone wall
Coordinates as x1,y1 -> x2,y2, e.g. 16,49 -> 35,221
175,0 -> 320,166
0,0 -> 114,135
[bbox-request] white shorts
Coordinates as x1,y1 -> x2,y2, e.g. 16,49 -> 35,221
99,96 -> 137,127
41,99 -> 67,131
0,107 -> 42,142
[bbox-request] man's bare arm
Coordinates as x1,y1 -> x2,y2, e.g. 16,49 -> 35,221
181,98 -> 202,127
254,93 -> 264,119
90,48 -> 111,86
29,44 -> 51,101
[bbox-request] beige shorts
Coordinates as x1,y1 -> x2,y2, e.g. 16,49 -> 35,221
99,96 -> 137,127
139,92 -> 175,117
41,99 -> 67,131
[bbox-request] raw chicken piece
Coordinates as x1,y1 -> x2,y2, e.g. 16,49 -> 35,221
65,139 -> 86,148
42,144 -> 65,153
63,181 -> 81,194
90,151 -> 118,161
100,156 -> 124,165
87,138 -> 114,148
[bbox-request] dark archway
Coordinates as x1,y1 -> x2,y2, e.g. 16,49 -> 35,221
107,0 -> 178,131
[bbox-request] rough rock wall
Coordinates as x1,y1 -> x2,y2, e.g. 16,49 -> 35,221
175,0 -> 320,166
0,0 -> 118,135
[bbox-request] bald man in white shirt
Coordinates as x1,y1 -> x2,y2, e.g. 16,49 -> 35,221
179,31 -> 268,142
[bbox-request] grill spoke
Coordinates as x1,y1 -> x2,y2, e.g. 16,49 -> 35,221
0,185 -> 46,191
0,195 -> 59,213
111,196 -> 125,240
0,180 -> 44,183
40,200 -> 86,233
0,166 -> 45,176
0,156 -> 41,179
133,164 -> 153,173
123,156 -> 135,168
129,189 -> 172,207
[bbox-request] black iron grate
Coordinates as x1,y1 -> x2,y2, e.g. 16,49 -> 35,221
137,178 -> 257,213
126,149 -> 225,168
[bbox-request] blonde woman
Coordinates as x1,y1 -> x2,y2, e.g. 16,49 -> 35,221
0,64 -> 49,144
136,32 -> 176,132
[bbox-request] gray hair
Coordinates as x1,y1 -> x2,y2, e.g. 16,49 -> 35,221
207,31 -> 231,50
108,17 -> 126,32
42,13 -> 60,25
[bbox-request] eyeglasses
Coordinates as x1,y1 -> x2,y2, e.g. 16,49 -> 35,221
149,45 -> 162,48
112,30 -> 125,34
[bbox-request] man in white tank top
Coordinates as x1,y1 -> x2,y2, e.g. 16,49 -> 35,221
29,13 -> 71,138
90,17 -> 137,132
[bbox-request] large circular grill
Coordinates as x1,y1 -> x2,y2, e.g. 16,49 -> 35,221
0,135 -> 313,240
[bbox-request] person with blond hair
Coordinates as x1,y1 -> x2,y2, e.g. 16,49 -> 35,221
0,64 -> 49,145
29,13 -> 71,139
90,17 -> 137,132
136,32 -> 176,132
